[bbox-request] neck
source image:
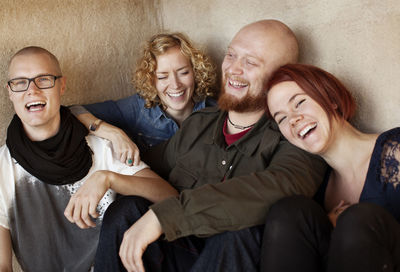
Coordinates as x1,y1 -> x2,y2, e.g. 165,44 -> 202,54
165,101 -> 194,127
321,121 -> 378,179
226,109 -> 264,134
23,116 -> 61,141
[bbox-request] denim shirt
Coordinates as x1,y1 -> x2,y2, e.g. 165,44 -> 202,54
83,93 -> 216,152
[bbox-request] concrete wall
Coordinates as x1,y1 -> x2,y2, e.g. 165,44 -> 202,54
160,0 -> 400,133
0,0 -> 162,145
1,1 -> 399,143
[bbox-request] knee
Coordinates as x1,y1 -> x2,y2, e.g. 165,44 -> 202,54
334,203 -> 389,244
266,195 -> 318,224
102,195 -> 152,227
264,196 -> 320,237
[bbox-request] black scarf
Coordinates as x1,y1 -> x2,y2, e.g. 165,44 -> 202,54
6,106 -> 93,185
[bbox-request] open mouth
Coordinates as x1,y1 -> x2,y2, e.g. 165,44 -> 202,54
167,90 -> 185,98
228,79 -> 248,89
26,101 -> 46,112
298,123 -> 317,139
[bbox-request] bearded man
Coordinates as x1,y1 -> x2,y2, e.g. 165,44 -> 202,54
94,20 -> 327,272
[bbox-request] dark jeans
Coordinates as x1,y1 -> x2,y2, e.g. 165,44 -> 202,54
261,195 -> 400,272
94,196 -> 262,272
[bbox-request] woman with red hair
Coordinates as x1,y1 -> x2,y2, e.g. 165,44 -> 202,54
261,63 -> 400,272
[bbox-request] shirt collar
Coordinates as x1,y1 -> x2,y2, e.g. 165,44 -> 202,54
206,110 -> 270,156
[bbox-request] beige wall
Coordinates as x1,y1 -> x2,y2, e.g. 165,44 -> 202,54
160,0 -> 400,133
0,0 -> 162,145
1,0 -> 399,145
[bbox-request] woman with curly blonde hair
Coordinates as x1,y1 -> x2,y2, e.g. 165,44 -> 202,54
72,32 -> 217,164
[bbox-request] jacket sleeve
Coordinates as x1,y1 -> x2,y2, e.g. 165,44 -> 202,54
150,140 -> 327,241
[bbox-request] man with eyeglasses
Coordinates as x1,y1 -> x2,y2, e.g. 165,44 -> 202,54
0,46 -> 177,272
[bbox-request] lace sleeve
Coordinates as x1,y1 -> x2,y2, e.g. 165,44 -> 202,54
381,139 -> 400,189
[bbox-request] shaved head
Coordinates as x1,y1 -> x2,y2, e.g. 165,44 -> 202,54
234,19 -> 299,67
8,46 -> 62,77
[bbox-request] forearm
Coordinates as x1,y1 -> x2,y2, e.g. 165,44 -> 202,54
0,226 -> 12,272
108,168 -> 178,203
152,143 -> 327,241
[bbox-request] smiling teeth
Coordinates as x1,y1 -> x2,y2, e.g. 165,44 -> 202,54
26,101 -> 46,108
229,80 -> 248,87
167,91 -> 184,97
299,123 -> 317,138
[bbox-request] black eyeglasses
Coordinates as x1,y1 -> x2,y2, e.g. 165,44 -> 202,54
7,74 -> 62,92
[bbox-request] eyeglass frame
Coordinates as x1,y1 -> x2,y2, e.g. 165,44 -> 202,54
7,74 -> 63,92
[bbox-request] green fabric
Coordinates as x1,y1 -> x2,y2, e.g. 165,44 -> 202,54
144,107 -> 327,241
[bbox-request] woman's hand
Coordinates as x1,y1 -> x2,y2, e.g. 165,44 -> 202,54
74,112 -> 141,166
104,124 -> 141,166
327,200 -> 351,227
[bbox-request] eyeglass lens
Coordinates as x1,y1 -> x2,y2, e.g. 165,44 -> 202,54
9,75 -> 56,92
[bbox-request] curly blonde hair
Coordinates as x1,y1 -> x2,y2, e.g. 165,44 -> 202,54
133,32 -> 216,108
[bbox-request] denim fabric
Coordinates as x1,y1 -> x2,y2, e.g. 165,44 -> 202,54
83,94 -> 216,152
94,196 -> 262,272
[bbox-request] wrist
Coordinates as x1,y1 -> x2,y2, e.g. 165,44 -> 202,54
89,119 -> 103,132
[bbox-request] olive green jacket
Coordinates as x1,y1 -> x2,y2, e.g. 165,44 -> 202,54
145,107 -> 327,241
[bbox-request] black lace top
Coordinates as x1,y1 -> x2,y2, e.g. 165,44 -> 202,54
315,127 -> 400,222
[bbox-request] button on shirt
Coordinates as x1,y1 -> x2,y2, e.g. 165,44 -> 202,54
144,108 -> 327,241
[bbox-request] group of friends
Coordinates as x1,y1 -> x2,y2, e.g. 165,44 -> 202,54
0,19 -> 399,272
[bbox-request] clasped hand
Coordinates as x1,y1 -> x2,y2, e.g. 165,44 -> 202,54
64,170 -> 111,229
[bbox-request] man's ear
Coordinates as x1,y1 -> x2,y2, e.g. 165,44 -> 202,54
59,76 -> 67,96
6,84 -> 14,101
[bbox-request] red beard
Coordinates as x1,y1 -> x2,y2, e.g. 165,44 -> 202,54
218,79 -> 266,113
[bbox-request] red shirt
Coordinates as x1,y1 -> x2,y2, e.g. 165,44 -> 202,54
223,117 -> 252,146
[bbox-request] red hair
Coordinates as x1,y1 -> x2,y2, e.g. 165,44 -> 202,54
266,63 -> 356,121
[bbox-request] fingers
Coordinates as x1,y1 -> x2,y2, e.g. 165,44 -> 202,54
120,152 -> 128,165
64,196 -> 97,229
119,237 -> 146,272
132,150 -> 140,166
119,148 -> 140,166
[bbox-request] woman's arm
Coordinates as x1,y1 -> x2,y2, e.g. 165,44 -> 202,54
70,106 -> 140,166
0,226 -> 12,272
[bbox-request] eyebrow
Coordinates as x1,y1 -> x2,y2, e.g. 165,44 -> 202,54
156,66 -> 190,74
227,46 -> 262,63
272,93 -> 304,119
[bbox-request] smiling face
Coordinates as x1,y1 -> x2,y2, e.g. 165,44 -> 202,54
8,52 -> 66,140
219,20 -> 298,113
155,46 -> 195,119
267,81 -> 334,155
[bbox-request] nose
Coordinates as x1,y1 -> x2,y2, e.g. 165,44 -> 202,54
26,80 -> 41,95
169,73 -> 182,89
289,113 -> 303,126
227,58 -> 244,75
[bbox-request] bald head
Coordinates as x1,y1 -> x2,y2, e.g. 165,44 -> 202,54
8,46 -> 62,77
233,19 -> 299,68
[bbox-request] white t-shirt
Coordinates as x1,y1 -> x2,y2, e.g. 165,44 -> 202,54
0,135 -> 148,272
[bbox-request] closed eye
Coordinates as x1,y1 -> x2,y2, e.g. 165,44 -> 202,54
277,116 -> 287,125
295,99 -> 305,108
